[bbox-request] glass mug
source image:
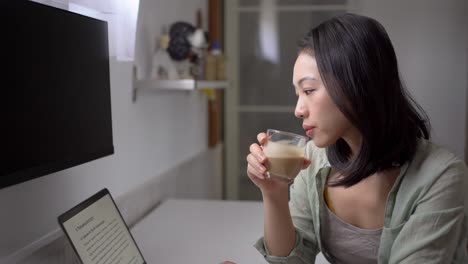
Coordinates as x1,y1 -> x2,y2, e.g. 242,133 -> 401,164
263,129 -> 308,182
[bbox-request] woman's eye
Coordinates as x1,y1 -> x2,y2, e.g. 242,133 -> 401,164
304,89 -> 315,95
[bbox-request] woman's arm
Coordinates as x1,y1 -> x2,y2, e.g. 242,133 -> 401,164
262,184 -> 297,256
248,133 -> 318,263
247,132 -> 299,256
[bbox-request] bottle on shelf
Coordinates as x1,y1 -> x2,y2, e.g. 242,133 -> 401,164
204,40 -> 225,81
214,40 -> 225,81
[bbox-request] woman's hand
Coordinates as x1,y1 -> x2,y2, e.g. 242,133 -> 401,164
246,132 -> 310,196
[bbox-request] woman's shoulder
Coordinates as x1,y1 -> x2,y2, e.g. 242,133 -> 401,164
403,138 -> 468,191
412,139 -> 466,173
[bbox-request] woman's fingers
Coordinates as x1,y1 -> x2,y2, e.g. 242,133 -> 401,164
249,143 -> 267,163
247,165 -> 264,184
246,155 -> 266,179
257,132 -> 268,145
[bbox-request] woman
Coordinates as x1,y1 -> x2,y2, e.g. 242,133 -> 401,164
245,13 -> 467,263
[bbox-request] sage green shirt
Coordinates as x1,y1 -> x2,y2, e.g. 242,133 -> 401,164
255,139 -> 468,263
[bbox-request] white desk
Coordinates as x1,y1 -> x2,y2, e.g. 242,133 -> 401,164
131,199 -> 329,264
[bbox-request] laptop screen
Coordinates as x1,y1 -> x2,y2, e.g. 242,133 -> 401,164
58,189 -> 146,264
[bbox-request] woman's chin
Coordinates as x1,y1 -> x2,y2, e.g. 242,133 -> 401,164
312,139 -> 324,148
312,137 -> 332,148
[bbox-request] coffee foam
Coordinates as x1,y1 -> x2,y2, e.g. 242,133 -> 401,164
263,140 -> 304,158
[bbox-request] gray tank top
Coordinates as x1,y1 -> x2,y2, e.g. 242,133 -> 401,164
321,205 -> 382,264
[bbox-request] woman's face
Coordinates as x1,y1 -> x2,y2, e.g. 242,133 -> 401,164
293,52 -> 357,148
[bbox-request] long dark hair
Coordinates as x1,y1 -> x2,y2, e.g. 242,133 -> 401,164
298,13 -> 430,187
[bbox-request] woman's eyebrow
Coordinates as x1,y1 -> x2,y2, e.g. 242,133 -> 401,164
296,76 -> 317,86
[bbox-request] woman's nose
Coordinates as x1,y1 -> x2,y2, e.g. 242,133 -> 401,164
295,100 -> 306,119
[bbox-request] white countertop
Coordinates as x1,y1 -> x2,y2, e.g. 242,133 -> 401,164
131,199 -> 329,264
131,199 -> 266,263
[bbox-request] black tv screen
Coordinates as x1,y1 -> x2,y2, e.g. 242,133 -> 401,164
0,1 -> 114,189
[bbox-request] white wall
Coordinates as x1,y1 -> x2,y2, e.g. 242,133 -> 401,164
0,0 -> 209,260
350,0 -> 468,159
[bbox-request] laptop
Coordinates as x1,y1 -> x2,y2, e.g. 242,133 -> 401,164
58,188 -> 146,264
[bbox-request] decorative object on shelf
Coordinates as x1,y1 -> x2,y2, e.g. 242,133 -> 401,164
167,21 -> 195,61
150,25 -> 178,80
189,9 -> 209,80
165,18 -> 209,80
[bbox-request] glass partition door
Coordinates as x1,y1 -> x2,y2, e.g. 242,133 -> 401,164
225,0 -> 348,200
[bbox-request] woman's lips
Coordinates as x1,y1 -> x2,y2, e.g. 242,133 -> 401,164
303,125 -> 315,137
306,128 -> 314,137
